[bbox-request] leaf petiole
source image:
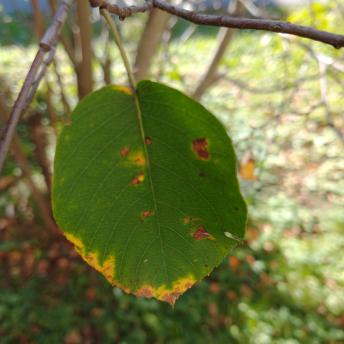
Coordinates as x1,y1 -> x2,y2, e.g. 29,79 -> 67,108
100,9 -> 137,92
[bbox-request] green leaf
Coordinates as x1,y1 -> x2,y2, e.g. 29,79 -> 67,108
52,81 -> 247,305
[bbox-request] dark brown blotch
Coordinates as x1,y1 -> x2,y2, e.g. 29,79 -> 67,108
120,146 -> 130,158
131,173 -> 145,185
141,210 -> 153,220
192,138 -> 209,160
192,226 -> 210,240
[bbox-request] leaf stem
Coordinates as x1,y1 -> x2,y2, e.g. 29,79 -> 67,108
100,9 -> 137,91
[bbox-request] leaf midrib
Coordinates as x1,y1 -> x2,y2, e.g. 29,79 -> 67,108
132,85 -> 170,287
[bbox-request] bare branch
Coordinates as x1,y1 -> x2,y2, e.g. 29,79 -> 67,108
89,0 -> 153,20
134,8 -> 170,81
89,0 -> 344,49
193,1 -> 245,100
76,0 -> 94,98
0,0 -> 74,174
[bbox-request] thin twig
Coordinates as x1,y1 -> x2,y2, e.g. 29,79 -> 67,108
91,0 -> 153,20
0,0 -> 74,174
89,0 -> 344,49
193,0 -> 245,100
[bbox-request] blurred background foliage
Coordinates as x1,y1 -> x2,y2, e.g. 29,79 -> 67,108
0,0 -> 343,343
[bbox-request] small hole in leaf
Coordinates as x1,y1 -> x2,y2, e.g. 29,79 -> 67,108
199,171 -> 206,177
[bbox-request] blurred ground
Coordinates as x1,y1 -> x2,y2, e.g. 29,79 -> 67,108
0,1 -> 344,343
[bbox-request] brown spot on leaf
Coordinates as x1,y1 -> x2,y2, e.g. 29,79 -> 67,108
136,286 -> 154,298
162,292 -> 182,306
112,85 -> 132,95
120,146 -> 130,158
145,136 -> 152,145
134,154 -> 145,166
141,210 -> 153,220
183,216 -> 191,225
131,173 -> 145,185
192,138 -> 209,160
192,226 -> 213,240
64,233 -> 117,285
134,275 -> 196,305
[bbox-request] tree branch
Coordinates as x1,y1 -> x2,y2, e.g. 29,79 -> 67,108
0,0 -> 74,174
193,0 -> 245,100
89,0 -> 344,49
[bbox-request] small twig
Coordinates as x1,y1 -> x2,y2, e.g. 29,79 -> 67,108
89,0 -> 344,49
0,0 -> 74,174
90,0 -> 153,20
193,0 -> 245,100
100,9 -> 137,91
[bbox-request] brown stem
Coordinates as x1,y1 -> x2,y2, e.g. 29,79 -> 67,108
76,0 -> 94,98
89,0 -> 344,49
193,1 -> 245,100
134,8 -> 170,81
31,0 -> 45,38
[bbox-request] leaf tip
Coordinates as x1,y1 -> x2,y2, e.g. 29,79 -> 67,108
134,275 -> 196,305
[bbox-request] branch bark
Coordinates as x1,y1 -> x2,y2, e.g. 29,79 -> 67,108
0,0 -> 74,174
134,8 -> 170,81
89,0 -> 344,49
76,0 -> 94,98
193,1 -> 245,100
31,0 -> 45,38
